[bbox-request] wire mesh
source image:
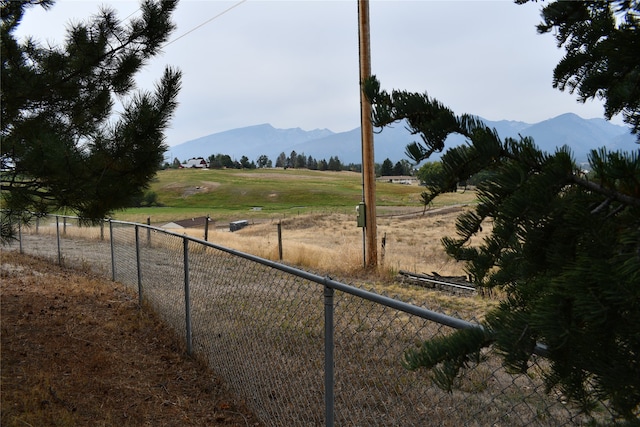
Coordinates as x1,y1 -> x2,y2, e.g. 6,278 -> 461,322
110,221 -> 138,285
8,214 -> 615,426
13,216 -> 112,275
187,243 -> 326,425
329,291 -> 593,426
137,229 -> 188,340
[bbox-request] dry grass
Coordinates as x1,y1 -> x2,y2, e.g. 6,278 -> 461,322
25,217 -> 107,241
18,206 -> 496,320
176,206 -> 487,279
27,190 -> 485,280
0,250 -> 262,427
24,206 -> 491,291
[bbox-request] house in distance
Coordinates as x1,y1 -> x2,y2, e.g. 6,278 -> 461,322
183,157 -> 209,168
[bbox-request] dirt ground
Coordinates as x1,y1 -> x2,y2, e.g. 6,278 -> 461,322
1,250 -> 262,427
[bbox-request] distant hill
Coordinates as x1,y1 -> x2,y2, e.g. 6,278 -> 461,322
165,114 -> 637,166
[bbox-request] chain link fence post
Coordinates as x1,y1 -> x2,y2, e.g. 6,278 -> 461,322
324,283 -> 335,427
278,221 -> 283,260
55,215 -> 61,265
109,219 -> 115,282
18,221 -> 23,254
146,216 -> 151,247
135,225 -> 143,306
183,237 -> 193,355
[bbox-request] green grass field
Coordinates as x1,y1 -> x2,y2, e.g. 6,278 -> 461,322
115,168 -> 477,223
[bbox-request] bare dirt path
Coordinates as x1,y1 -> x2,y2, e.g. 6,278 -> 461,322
1,250 -> 262,427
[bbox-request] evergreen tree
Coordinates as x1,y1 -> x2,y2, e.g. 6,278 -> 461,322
393,160 -> 412,176
364,0 -> 640,420
368,75 -> 640,422
328,156 -> 342,171
256,154 -> 270,168
307,155 -> 317,170
380,158 -> 394,176
346,163 -> 361,173
275,152 -> 287,168
1,0 -> 180,241
218,154 -> 234,168
393,161 -> 403,176
239,155 -> 251,169
295,152 -> 307,169
208,154 -> 222,169
289,150 -> 298,169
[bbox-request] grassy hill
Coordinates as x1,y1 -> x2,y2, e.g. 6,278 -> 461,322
114,168 -> 475,224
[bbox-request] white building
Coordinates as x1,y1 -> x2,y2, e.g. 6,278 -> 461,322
183,157 -> 209,168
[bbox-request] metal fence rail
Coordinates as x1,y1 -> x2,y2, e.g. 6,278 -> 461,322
8,214 -> 610,426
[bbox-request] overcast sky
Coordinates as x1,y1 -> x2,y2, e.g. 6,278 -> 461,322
15,0 -> 622,147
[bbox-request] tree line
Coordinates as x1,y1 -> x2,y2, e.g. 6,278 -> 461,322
165,151 -> 416,177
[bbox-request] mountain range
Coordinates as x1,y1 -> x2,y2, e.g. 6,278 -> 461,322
165,113 -> 638,166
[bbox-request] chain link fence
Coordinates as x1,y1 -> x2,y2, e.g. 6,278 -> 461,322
7,214 -> 612,426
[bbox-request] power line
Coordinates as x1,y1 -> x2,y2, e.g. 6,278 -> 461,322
163,0 -> 247,48
110,1 -> 246,48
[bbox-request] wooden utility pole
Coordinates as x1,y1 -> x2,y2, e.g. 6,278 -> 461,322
358,0 -> 377,268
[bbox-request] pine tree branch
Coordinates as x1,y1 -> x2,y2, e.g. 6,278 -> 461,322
571,174 -> 640,208
4,0 -> 176,110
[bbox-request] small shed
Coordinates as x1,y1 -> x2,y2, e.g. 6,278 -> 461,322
230,220 -> 249,232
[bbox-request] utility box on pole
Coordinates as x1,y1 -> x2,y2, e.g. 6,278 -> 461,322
356,202 -> 366,228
